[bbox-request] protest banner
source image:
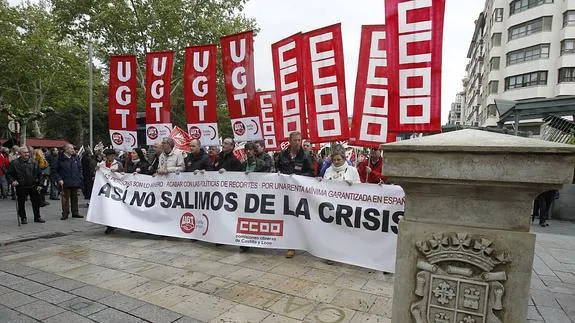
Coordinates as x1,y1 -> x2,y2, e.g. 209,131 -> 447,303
349,25 -> 397,148
87,169 -> 405,272
184,45 -> 219,146
108,55 -> 138,151
221,31 -> 262,142
145,51 -> 174,145
385,0 -> 445,133
271,33 -> 308,141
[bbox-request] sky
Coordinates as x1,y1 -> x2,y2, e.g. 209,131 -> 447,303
8,0 -> 486,125
244,0 -> 486,124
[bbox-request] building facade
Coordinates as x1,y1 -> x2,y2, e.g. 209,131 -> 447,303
447,92 -> 464,125
461,0 -> 575,127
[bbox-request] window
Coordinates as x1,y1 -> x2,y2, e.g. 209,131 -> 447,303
508,17 -> 552,40
561,39 -> 575,55
489,81 -> 499,94
490,57 -> 500,70
564,11 -> 575,27
510,0 -> 553,16
506,44 -> 550,65
493,8 -> 504,22
505,71 -> 548,90
491,33 -> 502,47
559,67 -> 575,82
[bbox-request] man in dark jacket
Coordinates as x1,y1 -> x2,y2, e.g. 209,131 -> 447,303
276,131 -> 313,259
7,147 -> 45,224
185,139 -> 213,172
214,138 -> 242,172
147,142 -> 163,175
254,141 -> 273,172
242,142 -> 266,173
51,144 -> 83,220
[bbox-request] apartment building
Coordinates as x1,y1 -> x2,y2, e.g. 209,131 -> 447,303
461,0 -> 575,128
447,92 -> 464,125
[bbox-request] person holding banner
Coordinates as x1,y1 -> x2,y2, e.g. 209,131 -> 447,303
276,131 -> 313,258
357,147 -> 388,184
126,148 -> 150,175
214,138 -> 242,173
96,148 -> 123,234
157,138 -> 184,175
322,149 -> 361,185
254,141 -> 273,172
184,139 -> 213,173
147,142 -> 163,175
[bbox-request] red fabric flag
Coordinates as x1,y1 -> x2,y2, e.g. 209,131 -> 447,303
220,31 -> 262,142
302,24 -> 350,143
349,25 -> 397,148
169,126 -> 192,153
108,55 -> 138,151
385,0 -> 445,133
256,91 -> 280,151
184,45 -> 219,146
271,33 -> 308,141
145,51 -> 174,145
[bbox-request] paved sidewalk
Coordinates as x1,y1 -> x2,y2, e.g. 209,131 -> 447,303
0,197 -> 574,322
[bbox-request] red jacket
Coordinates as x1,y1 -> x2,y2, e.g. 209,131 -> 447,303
357,158 -> 387,184
0,153 -> 9,177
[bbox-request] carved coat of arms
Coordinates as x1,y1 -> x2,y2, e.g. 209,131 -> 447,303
410,233 -> 511,323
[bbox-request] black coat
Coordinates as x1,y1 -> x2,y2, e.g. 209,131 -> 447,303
276,148 -> 313,176
51,153 -> 83,188
126,160 -> 151,174
185,150 -> 213,172
7,158 -> 42,188
256,151 -> 273,172
214,151 -> 242,172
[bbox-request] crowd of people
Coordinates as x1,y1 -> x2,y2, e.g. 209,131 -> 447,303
0,131 -> 390,253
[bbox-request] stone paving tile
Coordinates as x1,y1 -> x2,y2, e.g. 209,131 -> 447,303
193,276 -> 238,294
59,297 -> 108,316
527,305 -> 543,321
303,303 -> 356,323
0,285 -> 13,295
24,272 -> 62,284
331,289 -> 378,312
349,312 -> 391,323
269,262 -> 312,279
211,304 -> 271,323
537,305 -> 573,323
0,273 -> 29,287
9,280 -> 51,295
89,307 -> 145,323
14,300 -> 66,321
33,287 -> 77,305
170,292 -> 237,322
0,291 -> 37,308
250,272 -> 289,290
1,265 -> 41,277
215,283 -> 282,309
44,277 -> 86,291
266,295 -> 317,320
304,284 -> 340,303
223,267 -> 264,283
130,303 -> 184,323
333,274 -> 368,291
260,313 -> 300,323
300,268 -> 340,284
99,294 -> 148,312
140,285 -> 199,308
98,274 -> 150,293
166,271 -> 212,288
43,310 -> 97,323
70,285 -> 115,301
0,304 -> 39,323
368,296 -> 393,318
531,290 -> 561,308
173,316 -> 205,323
138,265 -> 189,281
361,279 -> 394,298
122,280 -> 171,300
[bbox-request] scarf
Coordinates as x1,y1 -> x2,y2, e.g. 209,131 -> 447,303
328,163 -> 348,180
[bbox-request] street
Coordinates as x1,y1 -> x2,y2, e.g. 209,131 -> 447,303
0,198 -> 574,322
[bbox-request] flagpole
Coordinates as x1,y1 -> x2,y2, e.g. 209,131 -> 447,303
88,36 -> 94,149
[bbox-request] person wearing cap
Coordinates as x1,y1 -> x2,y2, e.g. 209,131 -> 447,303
96,148 -> 123,234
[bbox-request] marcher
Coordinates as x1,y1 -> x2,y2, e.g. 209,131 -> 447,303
7,147 -> 45,224
147,142 -> 163,175
323,148 -> 361,184
81,148 -> 98,201
51,144 -> 84,220
184,139 -> 213,172
97,148 -> 123,234
156,138 -> 184,174
126,148 -> 150,174
532,190 -> 557,227
254,141 -> 273,172
46,148 -> 60,200
357,147 -> 388,184
207,146 -> 219,167
0,147 -> 10,199
276,131 -> 313,258
8,145 -> 19,200
214,138 -> 242,172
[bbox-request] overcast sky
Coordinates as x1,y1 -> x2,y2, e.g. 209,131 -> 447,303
244,0 -> 486,124
8,0 -> 486,124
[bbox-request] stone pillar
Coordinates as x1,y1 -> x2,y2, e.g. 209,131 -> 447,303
381,129 -> 575,323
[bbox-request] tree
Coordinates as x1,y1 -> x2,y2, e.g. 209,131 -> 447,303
51,0 -> 258,138
0,0 -> 89,145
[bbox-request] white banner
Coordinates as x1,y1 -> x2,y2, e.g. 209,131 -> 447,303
146,123 -> 173,146
109,130 -> 137,152
187,123 -> 219,147
87,169 -> 404,272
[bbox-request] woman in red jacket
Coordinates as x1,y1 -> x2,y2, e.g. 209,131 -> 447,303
357,147 -> 388,184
